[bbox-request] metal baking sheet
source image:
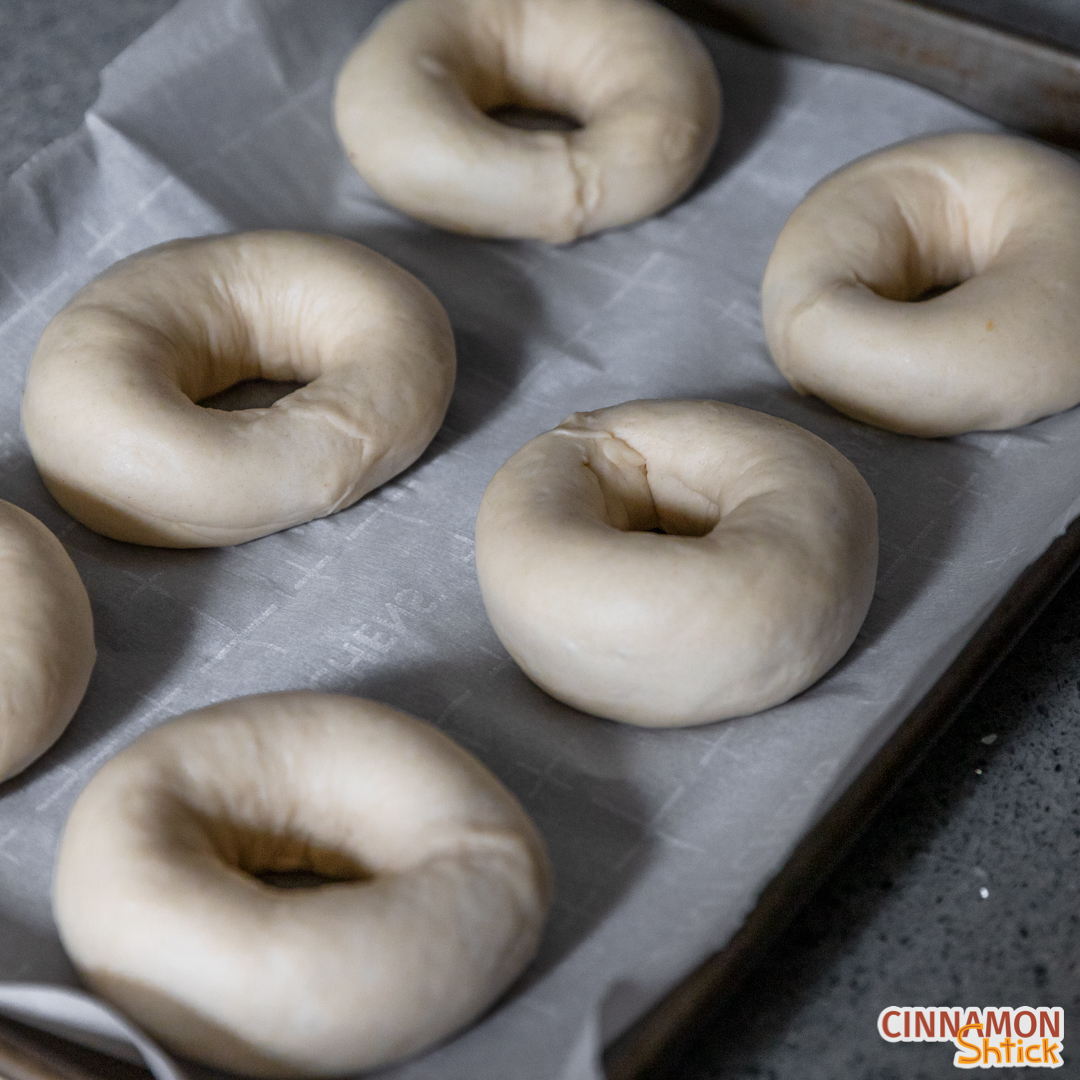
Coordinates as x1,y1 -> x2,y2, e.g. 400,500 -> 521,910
0,3 -> 1079,1079
663,0 -> 1080,145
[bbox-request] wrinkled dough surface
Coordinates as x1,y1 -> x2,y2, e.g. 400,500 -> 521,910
761,132 -> 1080,437
0,501 -> 95,782
53,691 -> 552,1078
22,231 -> 456,547
475,400 -> 878,727
334,0 -> 721,242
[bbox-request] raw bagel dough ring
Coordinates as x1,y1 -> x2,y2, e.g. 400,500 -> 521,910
334,0 -> 722,242
475,400 -> 878,727
22,231 -> 456,547
761,132 -> 1080,437
53,691 -> 552,1078
0,500 -> 95,782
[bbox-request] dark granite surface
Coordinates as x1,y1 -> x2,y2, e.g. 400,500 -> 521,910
1,2 -> 1077,1078
672,568 -> 1080,1079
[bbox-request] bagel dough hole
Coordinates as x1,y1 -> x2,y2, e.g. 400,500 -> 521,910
253,870 -> 356,890
199,379 -> 305,412
845,167 -> 989,304
194,812 -> 374,892
910,281 -> 961,302
486,103 -> 581,132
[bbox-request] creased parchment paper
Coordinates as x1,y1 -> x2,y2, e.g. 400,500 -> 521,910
0,3 -> 1077,1078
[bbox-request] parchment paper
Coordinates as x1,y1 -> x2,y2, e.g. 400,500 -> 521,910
0,3 -> 1077,1078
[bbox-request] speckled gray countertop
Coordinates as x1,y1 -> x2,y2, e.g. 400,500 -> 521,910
1,2 -> 1077,1079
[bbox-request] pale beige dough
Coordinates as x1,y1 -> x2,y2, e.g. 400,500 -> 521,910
761,132 -> 1080,437
334,0 -> 721,242
0,500 -> 95,781
53,691 -> 552,1078
22,231 -> 456,547
475,400 -> 878,727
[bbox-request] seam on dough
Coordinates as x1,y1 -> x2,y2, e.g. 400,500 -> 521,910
653,474 -> 721,519
283,396 -> 369,443
550,425 -> 614,443
781,285 -> 841,346
552,424 -> 656,529
592,426 -> 723,531
563,140 -> 603,240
